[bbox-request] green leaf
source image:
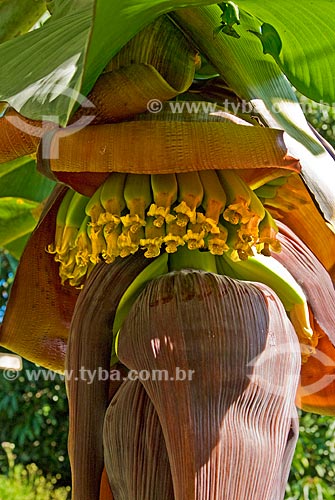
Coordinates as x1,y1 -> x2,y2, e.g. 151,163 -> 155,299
237,0 -> 335,103
0,156 -> 54,258
173,6 -> 335,228
0,197 -> 40,246
3,235 -> 29,260
214,2 -> 241,38
0,0 -> 218,125
0,156 -> 55,201
0,5 -> 93,125
248,23 -> 282,58
0,0 -> 47,43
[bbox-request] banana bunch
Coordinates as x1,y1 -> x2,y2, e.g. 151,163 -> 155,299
48,170 -> 282,287
49,183 -> 316,360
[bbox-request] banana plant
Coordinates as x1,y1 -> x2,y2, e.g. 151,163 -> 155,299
0,1 -> 335,499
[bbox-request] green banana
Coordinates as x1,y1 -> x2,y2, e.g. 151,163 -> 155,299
254,184 -> 279,200
256,209 -> 281,255
121,173 -> 152,231
175,172 -> 204,225
113,252 -> 169,360
266,176 -> 289,187
217,169 -> 265,224
87,224 -> 107,264
198,169 -> 227,233
217,169 -> 253,224
224,220 -> 254,261
96,173 -> 127,262
216,252 -> 315,355
50,171 -> 283,288
140,216 -> 166,258
103,223 -> 122,264
69,216 -> 92,287
117,225 -> 144,258
75,215 -> 91,267
148,173 -> 178,226
47,189 -> 75,255
85,183 -> 105,226
206,223 -> 229,255
183,221 -> 206,250
57,191 -> 90,258
164,218 -> 186,253
52,192 -> 90,285
98,172 -> 127,226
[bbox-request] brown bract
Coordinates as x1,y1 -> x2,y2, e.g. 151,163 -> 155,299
266,175 -> 335,278
297,327 -> 335,416
118,270 -> 300,499
275,221 -> 335,347
104,379 -> 174,499
66,254 -> 151,500
37,118 -> 299,197
0,185 -> 79,372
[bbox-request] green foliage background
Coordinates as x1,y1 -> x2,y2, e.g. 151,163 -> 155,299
0,252 -> 70,486
0,97 -> 334,497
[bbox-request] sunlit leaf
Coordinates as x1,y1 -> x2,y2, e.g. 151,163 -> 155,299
0,197 -> 40,246
0,0 -> 47,43
0,155 -> 55,256
238,0 -> 335,103
0,155 -> 55,201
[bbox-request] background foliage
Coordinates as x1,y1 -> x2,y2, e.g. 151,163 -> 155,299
0,252 -> 70,487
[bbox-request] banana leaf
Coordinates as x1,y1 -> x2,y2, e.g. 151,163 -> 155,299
0,0 -> 334,125
172,6 -> 335,228
0,0 -> 47,43
0,155 -> 55,257
237,0 -> 335,103
0,197 -> 40,246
